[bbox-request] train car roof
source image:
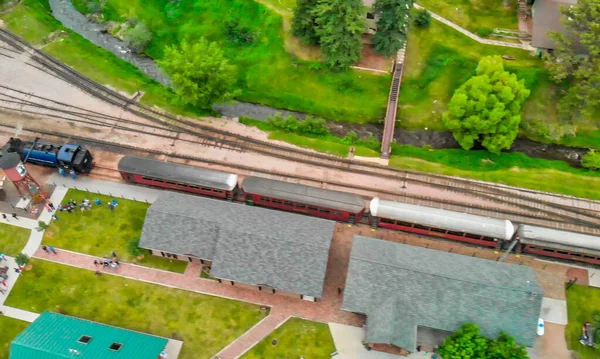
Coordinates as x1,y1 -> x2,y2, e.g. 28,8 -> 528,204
118,156 -> 238,191
518,225 -> 600,255
370,198 -> 515,241
242,177 -> 365,213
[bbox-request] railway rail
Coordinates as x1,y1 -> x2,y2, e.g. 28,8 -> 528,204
1,28 -> 599,228
2,123 -> 599,237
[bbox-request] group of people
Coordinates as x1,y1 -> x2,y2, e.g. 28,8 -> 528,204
93,251 -> 120,274
57,198 -> 93,213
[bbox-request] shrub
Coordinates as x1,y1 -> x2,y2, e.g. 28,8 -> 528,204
225,19 -> 256,45
124,23 -> 152,53
87,0 -> 102,14
341,131 -> 359,144
164,1 -> 182,20
267,113 -> 330,136
413,8 -> 431,27
127,238 -> 142,257
15,253 -> 29,267
476,27 -> 493,38
582,150 -> 600,170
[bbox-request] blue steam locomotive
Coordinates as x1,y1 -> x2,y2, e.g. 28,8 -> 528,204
3,138 -> 94,173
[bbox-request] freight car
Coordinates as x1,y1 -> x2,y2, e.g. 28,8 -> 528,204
118,156 -> 238,200
117,155 -> 600,266
4,137 -> 94,173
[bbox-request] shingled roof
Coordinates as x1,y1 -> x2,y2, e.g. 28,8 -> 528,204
532,0 -> 576,49
140,192 -> 335,298
343,236 -> 543,351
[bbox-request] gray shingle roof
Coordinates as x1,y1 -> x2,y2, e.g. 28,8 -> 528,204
532,0 -> 576,49
140,192 -> 335,297
343,236 -> 543,351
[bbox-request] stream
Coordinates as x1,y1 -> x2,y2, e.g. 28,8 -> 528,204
48,0 -> 589,166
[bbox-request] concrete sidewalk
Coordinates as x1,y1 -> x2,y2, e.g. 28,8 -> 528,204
541,297 -> 568,325
0,305 -> 39,322
47,173 -> 162,203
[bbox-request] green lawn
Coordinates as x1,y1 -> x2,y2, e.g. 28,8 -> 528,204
0,316 -> 29,359
42,189 -> 187,273
76,0 -> 390,123
0,224 -> 31,257
6,259 -> 267,359
241,317 -> 336,359
399,19 -> 547,131
566,285 -> 600,359
389,145 -> 600,200
416,0 -> 518,34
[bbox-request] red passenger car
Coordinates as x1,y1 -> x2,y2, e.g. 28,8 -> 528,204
118,156 -> 238,200
242,177 -> 365,223
518,225 -> 600,265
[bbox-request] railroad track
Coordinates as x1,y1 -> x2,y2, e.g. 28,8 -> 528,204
2,123 -> 599,237
1,28 -> 599,228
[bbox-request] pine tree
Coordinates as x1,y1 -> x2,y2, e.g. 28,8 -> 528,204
372,0 -> 413,58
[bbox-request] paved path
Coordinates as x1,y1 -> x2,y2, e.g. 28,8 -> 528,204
329,323 -> 400,359
0,305 -> 39,322
588,268 -> 600,288
414,4 -> 534,50
541,297 -> 568,325
48,173 -> 162,203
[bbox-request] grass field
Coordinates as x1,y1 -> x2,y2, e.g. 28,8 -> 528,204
6,259 -> 267,359
389,145 -> 600,200
0,224 -> 31,257
565,285 -> 600,359
76,0 -> 389,123
399,19 -> 548,131
241,317 -> 336,359
42,189 -> 187,273
417,0 -> 518,34
0,316 -> 29,359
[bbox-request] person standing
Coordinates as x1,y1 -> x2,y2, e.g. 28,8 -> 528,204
48,201 -> 55,211
48,246 -> 57,255
42,246 -> 49,254
0,254 -> 6,261
59,168 -> 66,177
1,214 -> 7,221
69,169 -> 77,180
11,213 -> 18,220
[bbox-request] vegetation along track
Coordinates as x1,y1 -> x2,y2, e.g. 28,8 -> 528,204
2,123 -> 599,238
1,29 -> 599,228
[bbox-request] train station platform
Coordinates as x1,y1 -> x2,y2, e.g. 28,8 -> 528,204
47,173 -> 163,203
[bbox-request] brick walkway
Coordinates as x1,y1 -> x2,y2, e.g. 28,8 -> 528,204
414,4 -> 534,50
32,223 -> 364,359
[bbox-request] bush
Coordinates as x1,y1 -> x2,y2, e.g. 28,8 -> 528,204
413,8 -> 431,27
86,0 -> 102,14
267,113 -> 330,136
15,253 -> 29,267
225,19 -> 256,45
164,1 -> 182,20
582,150 -> 600,170
476,27 -> 493,38
341,131 -> 359,145
127,238 -> 142,257
124,23 -> 152,53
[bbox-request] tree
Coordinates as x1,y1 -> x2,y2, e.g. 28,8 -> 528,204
582,150 -> 600,170
313,0 -> 365,69
372,0 -> 413,58
15,253 -> 29,267
124,23 -> 152,53
413,8 -> 431,27
440,324 -> 529,359
292,0 -> 321,45
487,332 -> 528,359
439,323 -> 489,359
544,0 -> 600,122
442,55 -> 530,154
158,39 -> 238,109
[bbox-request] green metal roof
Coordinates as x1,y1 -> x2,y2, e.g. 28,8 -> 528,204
10,312 -> 168,359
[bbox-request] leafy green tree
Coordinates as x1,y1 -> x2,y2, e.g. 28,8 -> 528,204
544,0 -> 600,122
124,23 -> 152,53
439,323 -> 489,359
313,0 -> 365,69
442,55 -> 530,154
15,253 -> 29,267
292,0 -> 321,45
158,39 -> 238,109
487,332 -> 528,359
413,8 -> 431,27
582,150 -> 600,170
372,0 -> 413,57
